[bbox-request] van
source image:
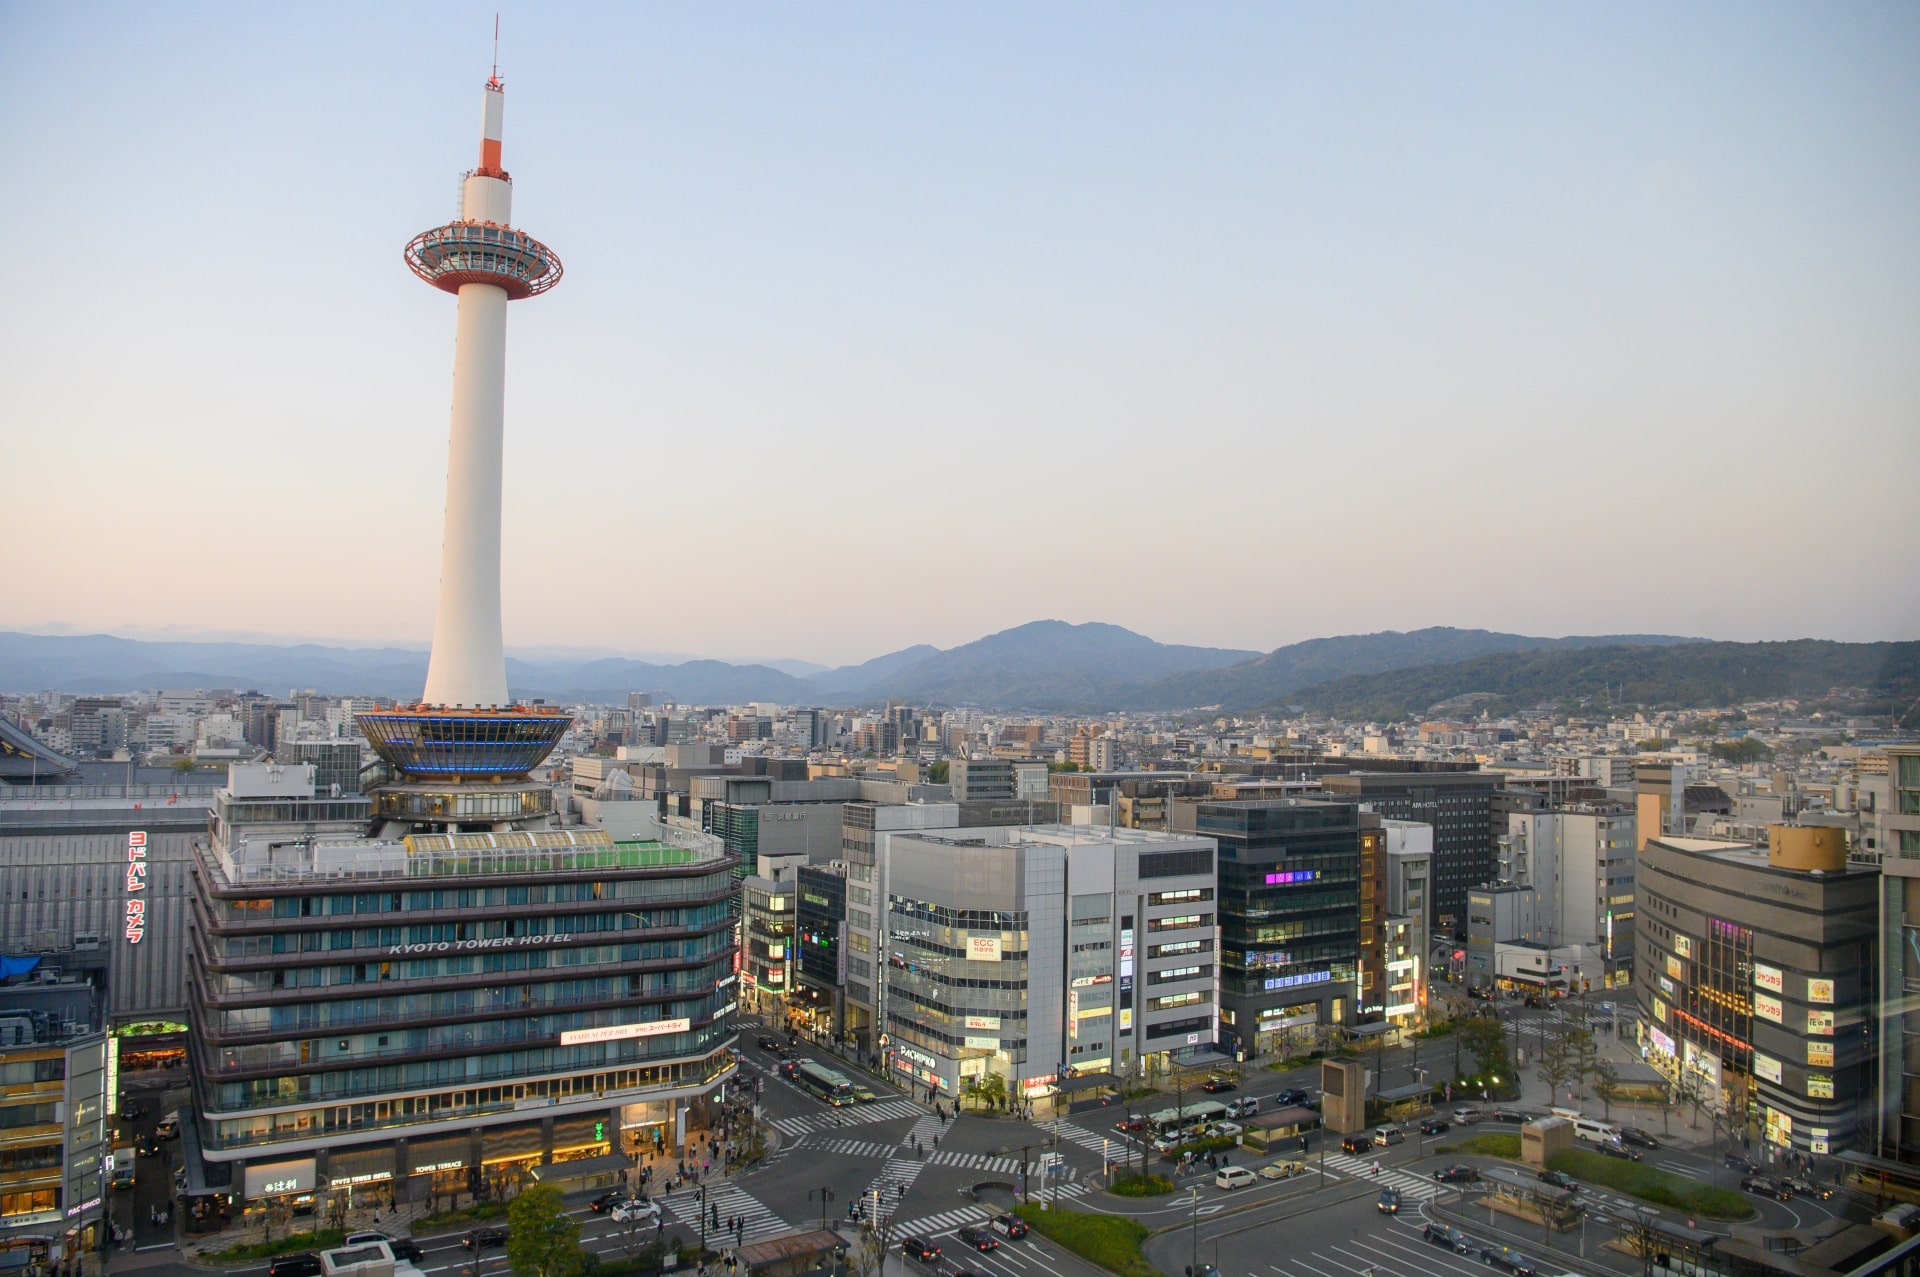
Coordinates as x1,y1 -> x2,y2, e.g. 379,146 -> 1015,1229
1214,1166 -> 1257,1191
1226,1097 -> 1260,1119
1373,1125 -> 1405,1147
1572,1118 -> 1620,1144
155,1111 -> 181,1140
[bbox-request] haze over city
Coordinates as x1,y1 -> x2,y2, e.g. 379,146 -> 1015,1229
4,4 -> 1917,665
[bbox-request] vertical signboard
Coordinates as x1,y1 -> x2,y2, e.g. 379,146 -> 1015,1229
125,831 -> 148,943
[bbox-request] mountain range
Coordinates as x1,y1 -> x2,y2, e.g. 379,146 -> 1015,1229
2,624 -> 1912,717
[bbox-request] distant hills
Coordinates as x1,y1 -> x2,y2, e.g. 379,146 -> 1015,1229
3,625 -> 1911,718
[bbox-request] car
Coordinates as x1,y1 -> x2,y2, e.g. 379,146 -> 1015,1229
134,1136 -> 162,1158
1724,1153 -> 1757,1173
1214,1166 -> 1258,1190
1594,1140 -> 1642,1161
1202,1078 -> 1237,1094
118,1101 -> 148,1121
1423,1223 -> 1474,1253
1114,1116 -> 1150,1133
590,1189 -> 631,1213
956,1225 -> 999,1252
1618,1126 -> 1661,1149
463,1226 -> 510,1250
268,1257 -> 323,1277
1259,1160 -> 1309,1181
612,1201 -> 660,1224
1373,1124 -> 1406,1146
1742,1174 -> 1793,1200
901,1237 -> 942,1262
1537,1170 -> 1579,1192
779,1059 -> 800,1078
1226,1098 -> 1260,1119
1341,1133 -> 1374,1154
345,1234 -> 421,1263
1453,1107 -> 1485,1125
1274,1088 -> 1312,1107
1480,1246 -> 1543,1275
1786,1177 -> 1834,1201
154,1112 -> 180,1140
1377,1187 -> 1401,1214
1207,1121 -> 1244,1139
1420,1117 -> 1451,1135
756,1035 -> 780,1050
990,1214 -> 1028,1239
852,1084 -> 877,1103
111,1164 -> 136,1190
1434,1164 -> 1480,1183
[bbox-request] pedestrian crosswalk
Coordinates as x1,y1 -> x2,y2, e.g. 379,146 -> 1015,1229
811,1137 -> 897,1159
1319,1150 -> 1447,1201
768,1097 -> 924,1137
1050,1121 -> 1115,1157
929,1149 -> 1024,1175
891,1181 -> 1094,1243
859,1113 -> 943,1214
656,1179 -> 791,1244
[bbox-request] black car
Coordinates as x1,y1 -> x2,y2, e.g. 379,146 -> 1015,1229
1420,1118 -> 1451,1135
757,1035 -> 780,1051
1376,1187 -> 1401,1214
464,1226 -> 510,1250
902,1237 -> 941,1262
1594,1140 -> 1642,1161
1787,1177 -> 1834,1201
268,1257 -> 322,1277
134,1137 -> 162,1158
1742,1175 -> 1793,1201
1274,1088 -> 1312,1107
1422,1223 -> 1473,1254
1202,1078 -> 1237,1094
118,1101 -> 148,1121
1618,1126 -> 1660,1149
1434,1164 -> 1480,1183
990,1214 -> 1029,1239
1481,1247 -> 1542,1276
1341,1133 -> 1374,1154
590,1189 -> 631,1213
1724,1153 -> 1757,1173
956,1225 -> 999,1251
1537,1170 -> 1578,1192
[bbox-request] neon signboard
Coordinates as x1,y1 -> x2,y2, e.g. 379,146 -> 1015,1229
124,831 -> 147,943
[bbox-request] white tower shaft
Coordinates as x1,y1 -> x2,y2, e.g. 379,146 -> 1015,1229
421,85 -> 516,709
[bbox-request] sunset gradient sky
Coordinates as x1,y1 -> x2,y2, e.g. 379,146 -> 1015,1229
4,4 -> 1916,664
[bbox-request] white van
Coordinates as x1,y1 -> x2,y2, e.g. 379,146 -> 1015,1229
1572,1117 -> 1621,1144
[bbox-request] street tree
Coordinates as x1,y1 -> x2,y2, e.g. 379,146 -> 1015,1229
506,1184 -> 587,1277
1459,1015 -> 1510,1091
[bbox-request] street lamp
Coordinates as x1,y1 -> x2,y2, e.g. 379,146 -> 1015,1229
808,1186 -> 835,1233
1188,1186 -> 1200,1277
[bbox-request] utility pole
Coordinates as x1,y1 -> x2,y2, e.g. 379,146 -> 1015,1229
1188,1186 -> 1200,1276
809,1186 -> 834,1234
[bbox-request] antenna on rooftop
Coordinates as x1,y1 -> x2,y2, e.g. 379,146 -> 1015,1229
489,14 -> 503,89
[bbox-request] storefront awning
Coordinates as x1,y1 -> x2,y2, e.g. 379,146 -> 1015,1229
528,1152 -> 632,1184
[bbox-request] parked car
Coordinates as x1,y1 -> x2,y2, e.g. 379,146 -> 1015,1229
1618,1126 -> 1661,1149
590,1189 -> 631,1213
464,1226 -> 510,1250
990,1214 -> 1028,1239
1259,1160 -> 1309,1181
1422,1223 -> 1473,1254
268,1256 -> 322,1277
612,1201 -> 660,1224
1419,1117 -> 1451,1135
1434,1164 -> 1480,1183
956,1225 -> 999,1252
1377,1187 -> 1401,1214
1372,1124 -> 1406,1147
1480,1246 -> 1543,1275
1214,1166 -> 1257,1190
1594,1140 -> 1642,1161
1206,1122 -> 1244,1139
1537,1170 -> 1579,1192
1202,1077 -> 1238,1094
1274,1088 -> 1312,1107
1742,1175 -> 1793,1201
901,1237 -> 942,1262
1226,1097 -> 1260,1119
1341,1133 -> 1374,1154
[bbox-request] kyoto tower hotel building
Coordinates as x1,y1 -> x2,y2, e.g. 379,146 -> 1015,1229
183,72 -> 738,1206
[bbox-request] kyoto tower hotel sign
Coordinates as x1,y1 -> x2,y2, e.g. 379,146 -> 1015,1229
356,67 -> 570,790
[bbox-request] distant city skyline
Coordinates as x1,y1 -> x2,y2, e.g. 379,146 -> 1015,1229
4,4 -> 1916,663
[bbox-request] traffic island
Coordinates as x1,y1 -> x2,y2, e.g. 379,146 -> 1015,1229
1014,1203 -> 1159,1277
1546,1150 -> 1754,1221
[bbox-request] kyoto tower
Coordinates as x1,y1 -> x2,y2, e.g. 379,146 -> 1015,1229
358,63 -> 571,811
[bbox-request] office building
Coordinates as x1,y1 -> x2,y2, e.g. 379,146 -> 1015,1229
1173,799 -> 1362,1060
1498,803 -> 1638,983
1873,745 -> 1920,1165
0,963 -> 109,1267
950,758 -> 1015,804
791,863 -> 848,1038
1319,770 -> 1504,935
1635,829 -> 1876,1155
741,876 -> 795,1014
878,825 -> 1218,1099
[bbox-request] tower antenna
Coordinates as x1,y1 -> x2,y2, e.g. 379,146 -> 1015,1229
489,14 -> 501,88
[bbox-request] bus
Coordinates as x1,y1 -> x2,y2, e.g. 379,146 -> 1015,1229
794,1060 -> 857,1106
1147,1101 -> 1230,1144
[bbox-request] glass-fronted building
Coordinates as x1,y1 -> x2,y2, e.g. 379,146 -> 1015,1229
187,768 -> 737,1201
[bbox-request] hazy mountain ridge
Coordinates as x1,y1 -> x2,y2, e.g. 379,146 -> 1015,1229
1279,639 -> 1920,719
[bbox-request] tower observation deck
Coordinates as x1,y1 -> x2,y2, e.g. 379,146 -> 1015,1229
358,71 -> 568,787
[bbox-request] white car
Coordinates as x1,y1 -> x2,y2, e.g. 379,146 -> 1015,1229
612,1200 -> 660,1224
1207,1121 -> 1244,1139
1214,1167 -> 1257,1190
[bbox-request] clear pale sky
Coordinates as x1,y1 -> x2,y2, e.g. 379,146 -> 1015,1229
4,4 -> 1916,666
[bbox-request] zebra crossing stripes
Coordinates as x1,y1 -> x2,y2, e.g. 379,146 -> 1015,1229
767,1097 -> 925,1138
657,1179 -> 791,1244
859,1112 -> 945,1211
929,1149 -> 1023,1175
813,1137 -> 896,1159
1050,1122 -> 1115,1155
891,1204 -> 992,1238
1318,1151 -> 1446,1201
